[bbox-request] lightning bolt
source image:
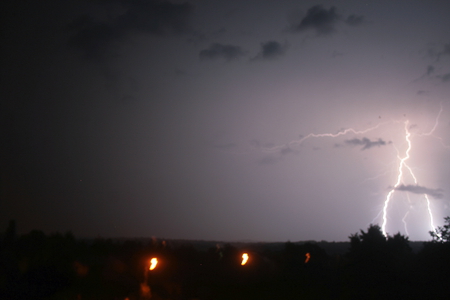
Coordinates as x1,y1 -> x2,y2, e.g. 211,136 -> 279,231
402,210 -> 410,237
381,120 -> 412,237
261,122 -> 391,153
405,165 -> 437,238
234,105 -> 447,239
381,104 -> 446,238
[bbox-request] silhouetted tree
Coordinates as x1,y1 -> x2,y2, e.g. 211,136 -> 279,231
429,216 -> 450,243
346,224 -> 413,299
1,220 -> 19,299
415,216 -> 450,299
348,224 -> 411,261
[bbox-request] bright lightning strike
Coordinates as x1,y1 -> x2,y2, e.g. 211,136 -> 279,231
215,102 -> 447,238
251,106 -> 446,239
381,121 -> 412,237
381,105 -> 446,238
402,210 -> 410,237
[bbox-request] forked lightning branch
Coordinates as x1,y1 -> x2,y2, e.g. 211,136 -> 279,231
259,105 -> 446,238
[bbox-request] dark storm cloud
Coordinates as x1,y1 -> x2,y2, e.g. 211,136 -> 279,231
67,0 -> 194,60
256,145 -> 297,165
345,14 -> 364,26
280,147 -> 295,156
344,137 -> 390,150
394,184 -> 444,199
252,41 -> 287,60
409,124 -> 418,131
199,43 -> 246,61
289,5 -> 340,35
251,140 -> 275,149
436,43 -> 450,61
288,5 -> 365,36
421,46 -> 450,83
427,43 -> 450,62
439,73 -> 450,82
115,0 -> 193,34
417,90 -> 430,95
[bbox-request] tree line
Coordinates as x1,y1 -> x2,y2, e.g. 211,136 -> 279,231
1,217 -> 449,299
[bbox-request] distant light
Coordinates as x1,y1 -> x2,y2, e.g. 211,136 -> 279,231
149,258 -> 158,270
241,253 -> 249,265
305,253 -> 311,263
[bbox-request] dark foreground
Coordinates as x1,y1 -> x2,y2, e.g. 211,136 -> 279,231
1,222 -> 450,300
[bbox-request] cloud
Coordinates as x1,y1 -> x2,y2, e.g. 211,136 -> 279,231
394,184 -> 444,199
252,41 -> 288,60
436,43 -> 450,61
345,14 -> 364,26
280,147 -> 295,156
288,5 -> 365,36
427,43 -> 450,62
408,124 -> 418,131
256,145 -> 297,165
344,137 -> 390,150
439,73 -> 450,82
199,43 -> 246,61
67,0 -> 194,60
289,5 -> 340,35
116,0 -> 193,34
417,90 -> 430,95
251,140 -> 275,149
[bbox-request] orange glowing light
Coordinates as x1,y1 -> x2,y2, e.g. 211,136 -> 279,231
149,258 -> 158,270
241,253 -> 249,265
305,253 -> 311,263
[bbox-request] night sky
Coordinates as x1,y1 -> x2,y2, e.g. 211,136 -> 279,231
2,0 -> 450,241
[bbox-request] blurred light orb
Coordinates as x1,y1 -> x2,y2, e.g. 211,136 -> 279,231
241,253 -> 249,265
149,258 -> 158,270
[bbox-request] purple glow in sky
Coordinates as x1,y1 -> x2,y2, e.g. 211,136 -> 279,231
2,0 -> 450,241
